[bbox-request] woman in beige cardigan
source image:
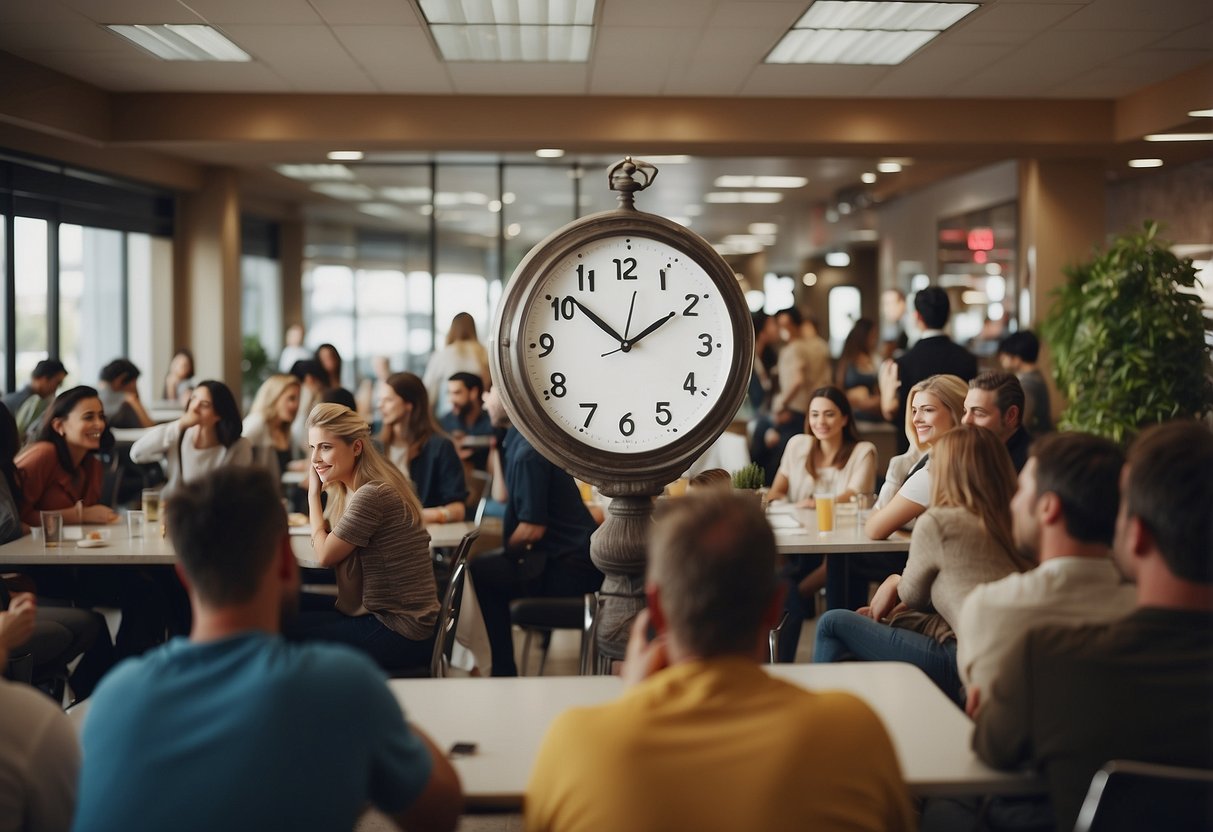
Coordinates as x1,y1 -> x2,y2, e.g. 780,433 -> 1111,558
812,425 -> 1033,704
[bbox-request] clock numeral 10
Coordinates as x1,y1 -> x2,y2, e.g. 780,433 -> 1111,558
550,296 -> 576,321
576,264 -> 595,292
613,257 -> 638,281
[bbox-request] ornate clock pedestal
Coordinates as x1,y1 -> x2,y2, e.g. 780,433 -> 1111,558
589,490 -> 660,659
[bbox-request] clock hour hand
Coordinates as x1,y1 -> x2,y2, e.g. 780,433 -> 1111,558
570,299 -> 625,344
625,311 -> 677,349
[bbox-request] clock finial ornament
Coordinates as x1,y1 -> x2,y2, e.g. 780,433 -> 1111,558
607,157 -> 658,210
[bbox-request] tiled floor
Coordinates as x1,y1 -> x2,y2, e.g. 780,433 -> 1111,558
355,617 -> 818,831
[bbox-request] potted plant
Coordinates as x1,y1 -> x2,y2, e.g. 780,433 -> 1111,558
731,463 -> 767,511
1043,221 -> 1213,444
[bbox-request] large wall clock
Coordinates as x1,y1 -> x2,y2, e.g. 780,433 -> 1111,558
491,158 -> 755,658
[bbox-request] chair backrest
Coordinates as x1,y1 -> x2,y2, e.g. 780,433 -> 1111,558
1073,760 -> 1213,832
578,593 -> 600,676
768,610 -> 789,664
429,528 -> 479,678
469,470 -> 492,526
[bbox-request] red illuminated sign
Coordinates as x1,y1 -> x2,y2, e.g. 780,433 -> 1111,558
967,227 -> 995,251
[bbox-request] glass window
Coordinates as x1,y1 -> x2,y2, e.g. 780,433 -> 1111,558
14,217 -> 49,383
59,224 -> 126,385
828,285 -> 862,356
242,254 -> 283,362
434,165 -> 496,355
355,268 -> 409,375
305,264 -> 356,383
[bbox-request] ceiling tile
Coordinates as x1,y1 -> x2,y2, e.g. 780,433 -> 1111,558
1053,0 -> 1212,31
331,26 -> 454,93
58,0 -> 203,25
0,3 -> 91,24
1048,50 -> 1213,96
220,25 -> 375,91
741,63 -> 890,96
1148,22 -> 1213,51
185,0 -> 324,26
954,3 -> 1084,33
588,27 -> 692,94
445,63 -> 589,95
599,0 -> 717,28
665,28 -> 776,95
0,22 -> 133,53
867,44 -> 1016,96
706,2 -> 807,29
75,57 -> 291,91
310,0 -> 424,26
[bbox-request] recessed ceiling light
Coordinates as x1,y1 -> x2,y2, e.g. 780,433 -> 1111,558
429,24 -> 593,61
861,172 -> 878,184
420,0 -> 596,25
766,1 -> 976,65
640,155 -> 692,164
749,223 -> 779,235
536,148 -> 566,158
311,182 -> 375,201
380,186 -> 433,203
877,161 -> 902,173
107,24 -> 250,61
802,272 -> 818,286
705,192 -> 784,204
825,251 -> 851,267
327,151 -> 364,161
1144,133 -> 1213,141
1187,109 -> 1213,118
1127,158 -> 1164,168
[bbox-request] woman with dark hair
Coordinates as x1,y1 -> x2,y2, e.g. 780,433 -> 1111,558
130,380 -> 252,498
315,343 -> 343,389
835,318 -> 882,420
162,347 -> 195,404
767,387 -> 877,661
0,402 -> 114,699
15,386 -> 118,526
378,372 -> 468,525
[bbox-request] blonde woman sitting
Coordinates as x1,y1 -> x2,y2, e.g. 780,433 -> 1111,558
289,404 -> 439,671
243,374 -> 304,484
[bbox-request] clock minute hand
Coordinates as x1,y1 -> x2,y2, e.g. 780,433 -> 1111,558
570,299 -> 625,344
626,311 -> 677,349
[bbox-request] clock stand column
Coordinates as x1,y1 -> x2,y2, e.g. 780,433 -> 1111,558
589,488 -> 659,660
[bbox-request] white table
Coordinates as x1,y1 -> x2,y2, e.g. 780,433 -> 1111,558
389,662 -> 1041,809
0,520 -> 475,567
770,505 -> 911,555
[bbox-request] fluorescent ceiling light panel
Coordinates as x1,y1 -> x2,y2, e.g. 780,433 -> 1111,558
796,1 -> 977,31
431,23 -> 592,60
380,186 -> 433,202
714,175 -> 807,188
767,1 -> 975,65
327,151 -> 364,161
535,148 -> 565,158
768,28 -> 936,64
1127,158 -> 1163,168
1144,133 -> 1213,142
825,251 -> 851,267
705,192 -> 784,204
1186,109 -> 1213,118
311,183 -> 376,201
861,172 -> 877,183
749,223 -> 779,235
877,161 -> 903,172
276,164 -> 354,181
107,24 -> 250,61
420,0 -> 596,25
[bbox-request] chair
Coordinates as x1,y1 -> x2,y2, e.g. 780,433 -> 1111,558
509,592 -> 599,676
768,610 -> 789,664
465,469 -> 491,520
1073,760 -> 1213,832
391,528 -> 478,679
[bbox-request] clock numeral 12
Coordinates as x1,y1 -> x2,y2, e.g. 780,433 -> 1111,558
550,296 -> 576,321
613,258 -> 638,281
576,264 -> 595,292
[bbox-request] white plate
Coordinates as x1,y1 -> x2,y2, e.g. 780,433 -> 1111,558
77,539 -> 110,549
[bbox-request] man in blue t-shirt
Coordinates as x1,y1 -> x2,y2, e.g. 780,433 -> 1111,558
73,467 -> 461,832
438,372 -> 495,472
470,388 -> 603,676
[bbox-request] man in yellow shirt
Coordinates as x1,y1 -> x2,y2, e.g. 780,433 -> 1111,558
525,493 -> 915,832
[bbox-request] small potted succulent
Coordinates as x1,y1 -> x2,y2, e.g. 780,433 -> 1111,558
731,463 -> 768,511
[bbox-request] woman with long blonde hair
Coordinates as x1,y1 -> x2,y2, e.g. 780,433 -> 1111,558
242,374 -> 303,482
422,311 -> 491,415
289,403 -> 438,669
378,372 -> 467,525
813,425 -> 1033,704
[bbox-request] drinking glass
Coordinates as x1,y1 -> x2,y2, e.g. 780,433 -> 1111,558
40,510 -> 63,549
142,489 -> 162,524
127,510 -> 146,539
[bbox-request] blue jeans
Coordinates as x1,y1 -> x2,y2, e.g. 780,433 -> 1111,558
287,610 -> 434,672
812,609 -> 964,706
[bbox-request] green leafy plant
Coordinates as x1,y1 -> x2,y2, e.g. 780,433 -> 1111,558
731,463 -> 766,490
1042,221 -> 1213,444
241,335 -> 270,402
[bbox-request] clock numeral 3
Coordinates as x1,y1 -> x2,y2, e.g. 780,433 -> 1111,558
537,333 -> 554,357
682,372 -> 697,395
578,402 -> 597,428
550,372 -> 567,398
618,412 -> 635,436
550,296 -> 576,321
655,401 -> 672,426
683,294 -> 699,316
697,333 -> 713,356
613,258 -> 638,281
576,264 -> 595,292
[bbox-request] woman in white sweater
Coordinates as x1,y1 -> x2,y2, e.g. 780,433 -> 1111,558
130,380 -> 252,499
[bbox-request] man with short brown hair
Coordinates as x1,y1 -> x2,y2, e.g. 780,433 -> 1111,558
963,370 -> 1031,471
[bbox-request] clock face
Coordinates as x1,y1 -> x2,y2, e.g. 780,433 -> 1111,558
518,234 -> 735,454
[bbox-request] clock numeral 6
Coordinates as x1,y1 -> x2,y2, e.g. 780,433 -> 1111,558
537,333 -> 554,357
618,412 -> 635,436
578,402 -> 597,428
550,296 -> 576,321
550,372 -> 567,398
697,333 -> 713,356
655,401 -> 672,426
